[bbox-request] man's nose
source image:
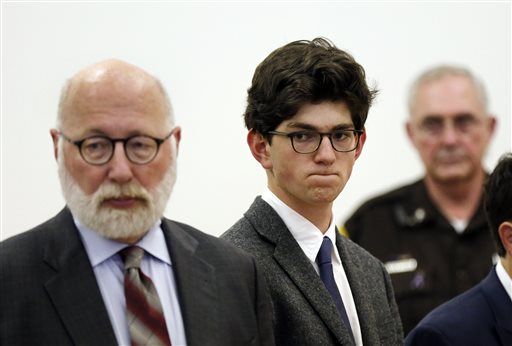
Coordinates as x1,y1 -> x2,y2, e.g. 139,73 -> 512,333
107,143 -> 134,183
439,122 -> 459,145
314,135 -> 336,164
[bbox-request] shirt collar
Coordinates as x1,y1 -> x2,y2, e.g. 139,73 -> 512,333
261,188 -> 339,264
496,259 -> 512,303
74,216 -> 172,267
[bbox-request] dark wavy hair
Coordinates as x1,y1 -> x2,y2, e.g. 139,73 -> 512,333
244,37 -> 377,137
484,153 -> 512,257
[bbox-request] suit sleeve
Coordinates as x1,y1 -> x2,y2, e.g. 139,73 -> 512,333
381,262 -> 404,343
405,324 -> 450,346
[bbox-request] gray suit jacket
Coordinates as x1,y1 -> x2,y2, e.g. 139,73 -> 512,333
222,197 -> 403,345
0,208 -> 274,346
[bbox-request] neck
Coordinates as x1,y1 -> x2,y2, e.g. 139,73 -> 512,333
296,204 -> 333,233
424,169 -> 485,221
500,256 -> 512,279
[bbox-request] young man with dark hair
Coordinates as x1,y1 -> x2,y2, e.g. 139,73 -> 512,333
222,38 -> 403,345
406,153 -> 512,345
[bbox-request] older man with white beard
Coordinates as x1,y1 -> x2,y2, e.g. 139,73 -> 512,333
0,59 -> 274,346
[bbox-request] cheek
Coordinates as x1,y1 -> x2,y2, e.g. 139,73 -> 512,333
274,155 -> 302,181
135,156 -> 172,190
468,134 -> 488,154
65,159 -> 106,195
416,140 -> 437,158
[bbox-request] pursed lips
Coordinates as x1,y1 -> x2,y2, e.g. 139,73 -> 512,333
102,196 -> 145,208
308,172 -> 339,177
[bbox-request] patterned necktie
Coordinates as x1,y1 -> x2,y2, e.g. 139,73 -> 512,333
316,237 -> 355,343
121,246 -> 172,346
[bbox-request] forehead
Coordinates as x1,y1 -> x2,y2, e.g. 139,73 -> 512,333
412,75 -> 485,120
280,101 -> 353,130
62,76 -> 169,135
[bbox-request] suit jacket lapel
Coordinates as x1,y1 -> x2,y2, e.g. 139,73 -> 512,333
335,232 -> 380,345
43,208 -> 117,345
481,268 -> 512,345
245,197 -> 354,345
161,219 -> 218,346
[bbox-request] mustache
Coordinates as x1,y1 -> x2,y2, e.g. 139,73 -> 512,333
93,181 -> 152,205
435,147 -> 467,160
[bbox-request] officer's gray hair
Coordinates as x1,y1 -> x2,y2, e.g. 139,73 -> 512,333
408,65 -> 488,115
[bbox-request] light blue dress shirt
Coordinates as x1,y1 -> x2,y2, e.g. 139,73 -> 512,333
75,218 -> 187,346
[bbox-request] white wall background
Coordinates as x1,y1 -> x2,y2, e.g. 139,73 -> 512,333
2,2 -> 510,240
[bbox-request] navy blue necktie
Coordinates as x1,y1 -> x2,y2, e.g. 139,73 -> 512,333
317,236 -> 355,343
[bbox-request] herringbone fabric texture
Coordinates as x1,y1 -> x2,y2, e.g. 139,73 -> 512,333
121,246 -> 172,346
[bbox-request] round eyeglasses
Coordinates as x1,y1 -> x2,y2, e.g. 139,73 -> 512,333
59,129 -> 176,165
267,129 -> 363,154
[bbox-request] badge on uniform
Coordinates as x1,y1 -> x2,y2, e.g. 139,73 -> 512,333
384,257 -> 418,274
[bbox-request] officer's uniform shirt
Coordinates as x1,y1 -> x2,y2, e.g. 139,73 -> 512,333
344,178 -> 495,334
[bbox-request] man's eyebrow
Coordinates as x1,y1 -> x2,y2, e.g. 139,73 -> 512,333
420,113 -> 477,122
285,122 -> 356,131
78,129 -> 146,138
420,115 -> 443,122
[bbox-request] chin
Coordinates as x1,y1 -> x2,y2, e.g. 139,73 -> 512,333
432,170 -> 474,185
309,187 -> 340,204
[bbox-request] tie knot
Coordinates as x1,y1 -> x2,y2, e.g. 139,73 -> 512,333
317,237 -> 333,265
120,246 -> 144,269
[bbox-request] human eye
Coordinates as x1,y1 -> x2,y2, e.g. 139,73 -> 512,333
291,131 -> 317,143
331,130 -> 351,142
420,118 -> 443,133
127,136 -> 157,158
82,137 -> 110,154
455,114 -> 478,132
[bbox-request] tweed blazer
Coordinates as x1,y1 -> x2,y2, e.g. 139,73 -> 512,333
222,197 -> 403,346
405,268 -> 512,345
0,208 -> 274,346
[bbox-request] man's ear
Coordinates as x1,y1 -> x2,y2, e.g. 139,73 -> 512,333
486,115 -> 497,139
498,221 -> 512,257
405,120 -> 421,150
50,129 -> 60,161
247,129 -> 272,169
354,129 -> 366,160
172,126 -> 182,155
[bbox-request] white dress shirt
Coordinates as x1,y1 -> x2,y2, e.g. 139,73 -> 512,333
76,218 -> 187,346
496,259 -> 512,303
262,188 -> 363,346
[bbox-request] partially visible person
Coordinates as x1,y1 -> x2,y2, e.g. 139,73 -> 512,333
344,65 -> 497,333
222,38 -> 403,345
0,59 -> 274,346
406,153 -> 512,345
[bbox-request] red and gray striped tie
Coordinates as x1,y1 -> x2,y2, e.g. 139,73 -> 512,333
121,246 -> 172,346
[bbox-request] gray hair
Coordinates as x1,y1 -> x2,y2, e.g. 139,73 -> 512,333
56,76 -> 174,130
408,65 -> 488,115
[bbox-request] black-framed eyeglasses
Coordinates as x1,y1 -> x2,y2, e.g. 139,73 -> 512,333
59,129 -> 176,165
267,129 -> 363,154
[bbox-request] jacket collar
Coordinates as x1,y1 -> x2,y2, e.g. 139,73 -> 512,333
43,208 -> 118,345
245,196 -> 383,345
481,268 -> 512,344
160,219 -> 219,346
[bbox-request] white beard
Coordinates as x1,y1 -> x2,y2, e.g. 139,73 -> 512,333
58,146 -> 176,242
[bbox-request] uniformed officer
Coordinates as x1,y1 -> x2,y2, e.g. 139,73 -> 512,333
343,65 -> 497,334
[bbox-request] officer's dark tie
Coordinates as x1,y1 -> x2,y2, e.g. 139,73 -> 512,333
316,237 -> 355,343
121,246 -> 172,346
